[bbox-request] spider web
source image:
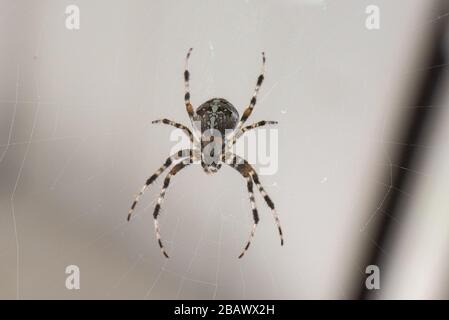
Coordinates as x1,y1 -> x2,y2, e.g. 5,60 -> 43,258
1,0 -> 449,300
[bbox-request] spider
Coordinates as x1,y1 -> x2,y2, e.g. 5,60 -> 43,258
127,48 -> 283,258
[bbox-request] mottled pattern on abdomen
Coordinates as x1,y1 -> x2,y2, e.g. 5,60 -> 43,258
195,98 -> 239,137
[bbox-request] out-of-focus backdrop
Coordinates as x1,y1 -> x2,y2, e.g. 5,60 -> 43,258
0,0 -> 448,299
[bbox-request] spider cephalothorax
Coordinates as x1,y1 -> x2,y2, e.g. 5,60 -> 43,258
127,48 -> 283,258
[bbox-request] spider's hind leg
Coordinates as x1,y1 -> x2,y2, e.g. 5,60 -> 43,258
225,53 -> 266,149
235,52 -> 266,130
184,48 -> 195,125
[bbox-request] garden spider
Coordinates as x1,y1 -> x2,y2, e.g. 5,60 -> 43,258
127,48 -> 283,258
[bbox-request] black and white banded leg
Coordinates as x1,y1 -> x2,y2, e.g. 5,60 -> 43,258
241,120 -> 277,136
184,48 -> 196,126
226,153 -> 284,247
225,52 -> 266,147
251,172 -> 283,246
152,118 -> 194,143
127,149 -> 192,221
227,120 -> 278,149
236,52 -> 266,129
238,177 -> 259,258
153,158 -> 192,258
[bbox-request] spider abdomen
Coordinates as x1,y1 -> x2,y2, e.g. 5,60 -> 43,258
195,98 -> 239,137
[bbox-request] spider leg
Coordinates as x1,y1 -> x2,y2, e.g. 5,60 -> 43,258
153,158 -> 192,258
127,149 -> 192,221
152,119 -> 194,143
232,53 -> 266,136
226,153 -> 284,246
184,48 -> 196,126
240,120 -> 277,136
225,157 -> 259,258
224,53 -> 266,151
251,171 -> 283,246
238,177 -> 259,259
227,120 -> 278,150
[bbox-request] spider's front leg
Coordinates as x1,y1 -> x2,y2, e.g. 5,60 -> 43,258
127,149 -> 192,221
225,153 -> 284,256
239,177 -> 259,258
153,157 -> 193,258
223,158 -> 262,258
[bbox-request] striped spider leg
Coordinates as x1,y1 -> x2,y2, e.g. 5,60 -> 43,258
224,52 -> 266,149
222,54 -> 277,156
152,119 -> 194,144
127,149 -> 193,222
224,153 -> 283,258
153,155 -> 195,258
225,120 -> 278,153
127,149 -> 200,258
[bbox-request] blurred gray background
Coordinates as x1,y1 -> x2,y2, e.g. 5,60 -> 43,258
1,0 -> 448,299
